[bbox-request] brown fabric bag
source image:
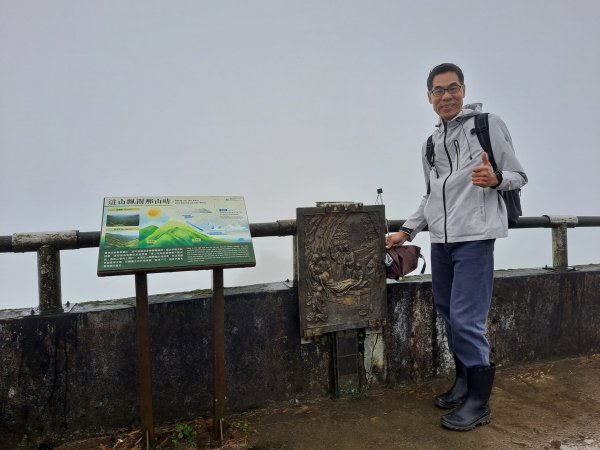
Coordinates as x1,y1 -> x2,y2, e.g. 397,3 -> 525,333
385,245 -> 425,280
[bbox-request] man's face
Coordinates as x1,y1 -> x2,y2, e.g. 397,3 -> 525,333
428,71 -> 465,122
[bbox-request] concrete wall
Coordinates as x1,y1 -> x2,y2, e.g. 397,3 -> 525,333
1,266 -> 599,448
384,266 -> 600,384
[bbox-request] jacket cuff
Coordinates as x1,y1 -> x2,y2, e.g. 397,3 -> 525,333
400,226 -> 415,241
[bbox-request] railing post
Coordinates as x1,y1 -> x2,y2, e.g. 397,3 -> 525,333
551,224 -> 569,268
37,245 -> 63,313
11,231 -> 77,313
544,215 -> 578,269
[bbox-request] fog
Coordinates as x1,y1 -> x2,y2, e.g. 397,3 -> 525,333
1,0 -> 599,309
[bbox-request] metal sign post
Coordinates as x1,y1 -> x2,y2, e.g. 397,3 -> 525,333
135,272 -> 155,449
211,268 -> 225,443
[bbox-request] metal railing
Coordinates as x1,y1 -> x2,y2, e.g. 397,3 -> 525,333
1,215 -> 599,313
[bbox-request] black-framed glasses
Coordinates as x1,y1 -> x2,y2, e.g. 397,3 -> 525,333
430,84 -> 463,97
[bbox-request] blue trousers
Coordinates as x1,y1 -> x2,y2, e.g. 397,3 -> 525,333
431,239 -> 495,368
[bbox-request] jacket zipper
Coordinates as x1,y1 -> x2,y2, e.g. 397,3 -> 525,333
453,140 -> 460,170
442,124 -> 453,243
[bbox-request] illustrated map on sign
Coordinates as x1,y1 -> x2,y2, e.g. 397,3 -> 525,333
98,196 -> 255,275
103,207 -> 250,248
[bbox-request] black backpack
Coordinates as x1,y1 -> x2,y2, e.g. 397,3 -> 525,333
426,113 -> 522,226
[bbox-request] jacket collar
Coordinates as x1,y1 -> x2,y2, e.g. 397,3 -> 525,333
435,103 -> 483,129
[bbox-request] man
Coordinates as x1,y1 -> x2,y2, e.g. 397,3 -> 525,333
386,63 -> 527,431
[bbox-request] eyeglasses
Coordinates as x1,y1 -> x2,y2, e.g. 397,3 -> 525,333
430,84 -> 463,97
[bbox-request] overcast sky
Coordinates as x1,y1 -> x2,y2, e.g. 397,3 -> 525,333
1,0 -> 599,310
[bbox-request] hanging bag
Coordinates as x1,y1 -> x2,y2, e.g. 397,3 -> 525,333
385,244 -> 426,280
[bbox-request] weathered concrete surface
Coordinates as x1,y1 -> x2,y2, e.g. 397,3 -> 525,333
384,266 -> 600,384
0,266 -> 599,448
0,283 -> 331,449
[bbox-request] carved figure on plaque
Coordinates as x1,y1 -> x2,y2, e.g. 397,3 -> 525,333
306,286 -> 328,323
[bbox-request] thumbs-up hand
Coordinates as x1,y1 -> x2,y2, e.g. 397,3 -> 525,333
472,152 -> 498,187
481,152 -> 491,168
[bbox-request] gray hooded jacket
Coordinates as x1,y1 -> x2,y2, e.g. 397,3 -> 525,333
403,103 -> 528,243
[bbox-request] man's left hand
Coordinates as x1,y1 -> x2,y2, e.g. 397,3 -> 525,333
472,153 -> 498,188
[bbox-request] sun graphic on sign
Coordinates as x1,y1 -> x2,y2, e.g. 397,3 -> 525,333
146,208 -> 161,219
141,207 -> 169,227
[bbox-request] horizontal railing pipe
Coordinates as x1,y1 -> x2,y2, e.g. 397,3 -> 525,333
570,216 -> 600,227
78,231 -> 101,248
0,215 -> 600,253
249,220 -> 296,237
1,216 -> 599,253
11,230 -> 79,253
0,236 -> 11,252
1,215 -> 599,312
0,220 -> 298,254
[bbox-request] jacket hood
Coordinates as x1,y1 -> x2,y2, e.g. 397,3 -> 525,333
461,103 -> 483,116
436,103 -> 482,127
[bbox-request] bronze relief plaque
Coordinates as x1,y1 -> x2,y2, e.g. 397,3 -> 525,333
296,204 -> 387,337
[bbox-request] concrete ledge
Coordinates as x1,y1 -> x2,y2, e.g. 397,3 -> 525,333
0,267 -> 599,448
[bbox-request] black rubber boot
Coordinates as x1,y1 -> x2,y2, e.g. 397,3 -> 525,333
435,354 -> 468,409
441,363 -> 495,431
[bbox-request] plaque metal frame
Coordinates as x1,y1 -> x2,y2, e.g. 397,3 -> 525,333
296,203 -> 387,337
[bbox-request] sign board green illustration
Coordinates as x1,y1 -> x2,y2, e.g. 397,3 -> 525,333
97,196 -> 255,276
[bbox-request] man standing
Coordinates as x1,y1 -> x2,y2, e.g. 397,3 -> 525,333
386,63 -> 527,431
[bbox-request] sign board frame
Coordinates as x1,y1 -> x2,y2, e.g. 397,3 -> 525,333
97,196 -> 255,276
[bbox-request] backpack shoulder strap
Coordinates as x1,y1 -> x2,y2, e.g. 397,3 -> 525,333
426,135 -> 435,168
425,135 -> 435,195
473,113 -> 523,225
472,113 -> 498,171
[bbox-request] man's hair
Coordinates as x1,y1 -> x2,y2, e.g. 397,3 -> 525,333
427,63 -> 464,91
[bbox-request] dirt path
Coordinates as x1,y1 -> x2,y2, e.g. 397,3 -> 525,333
57,354 -> 600,450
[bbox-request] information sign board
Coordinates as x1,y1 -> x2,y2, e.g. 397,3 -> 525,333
97,196 -> 255,276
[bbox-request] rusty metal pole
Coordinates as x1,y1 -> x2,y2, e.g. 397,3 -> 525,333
552,224 -> 569,269
212,268 -> 225,443
135,272 -> 155,449
293,235 -> 299,287
37,245 -> 63,313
